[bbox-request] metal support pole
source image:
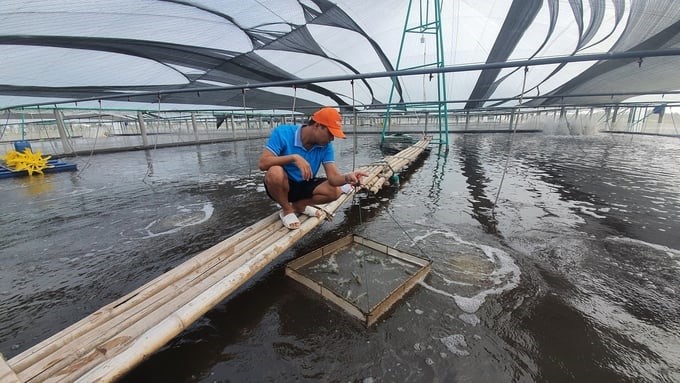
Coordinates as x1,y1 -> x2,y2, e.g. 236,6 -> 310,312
605,107 -> 611,124
230,113 -> 236,139
612,106 -> 619,124
382,0 -> 448,146
137,111 -> 149,147
424,112 -> 429,132
11,49 -> 680,112
657,106 -> 665,124
508,109 -> 515,131
191,112 -> 199,142
53,109 -> 74,154
627,107 -> 635,131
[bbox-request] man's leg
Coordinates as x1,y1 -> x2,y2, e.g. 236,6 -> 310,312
264,166 -> 295,217
291,180 -> 341,213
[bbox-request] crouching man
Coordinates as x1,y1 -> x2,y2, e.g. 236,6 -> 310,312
258,107 -> 368,229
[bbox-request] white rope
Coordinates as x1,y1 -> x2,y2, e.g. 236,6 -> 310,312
348,79 -> 372,308
350,80 -> 357,170
35,105 -> 60,155
670,107 -> 680,140
242,88 -> 253,176
491,66 -> 528,218
75,101 -> 103,176
291,85 -> 297,124
153,94 -> 161,150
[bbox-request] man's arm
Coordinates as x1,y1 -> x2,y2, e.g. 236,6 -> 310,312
322,162 -> 368,187
258,149 -> 313,180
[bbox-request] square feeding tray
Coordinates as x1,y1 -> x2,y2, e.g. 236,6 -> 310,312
285,235 -> 432,326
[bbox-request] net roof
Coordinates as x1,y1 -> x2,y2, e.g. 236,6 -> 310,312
1,0 -> 679,112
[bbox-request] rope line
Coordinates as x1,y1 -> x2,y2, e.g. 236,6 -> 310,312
383,207 -> 431,261
492,66 -> 528,217
75,101 -> 103,177
291,85 -> 297,124
348,79 -> 371,310
152,95 -> 161,150
242,88 -> 253,177
670,107 -> 679,140
35,105 -> 59,154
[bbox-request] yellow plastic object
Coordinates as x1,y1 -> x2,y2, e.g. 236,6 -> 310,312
2,148 -> 54,176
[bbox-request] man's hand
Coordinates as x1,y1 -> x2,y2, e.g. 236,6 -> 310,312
344,170 -> 369,186
292,154 -> 313,180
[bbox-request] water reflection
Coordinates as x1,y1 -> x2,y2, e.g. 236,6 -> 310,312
144,149 -> 154,177
20,174 -> 53,196
456,135 -> 498,233
427,145 -> 448,208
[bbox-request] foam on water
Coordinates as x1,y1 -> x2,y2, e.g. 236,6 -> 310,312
440,334 -> 470,356
458,313 -> 480,326
125,202 -> 214,239
607,236 -> 680,260
414,229 -> 521,314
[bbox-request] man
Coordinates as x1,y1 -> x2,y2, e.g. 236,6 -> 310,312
258,107 -> 368,229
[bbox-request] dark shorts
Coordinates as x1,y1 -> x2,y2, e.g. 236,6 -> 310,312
265,177 -> 327,203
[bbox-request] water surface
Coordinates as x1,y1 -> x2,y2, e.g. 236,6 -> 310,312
0,133 -> 678,382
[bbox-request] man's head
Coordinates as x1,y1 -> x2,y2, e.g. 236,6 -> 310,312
310,107 -> 345,139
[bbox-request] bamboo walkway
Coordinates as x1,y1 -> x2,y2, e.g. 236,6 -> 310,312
0,137 -> 432,383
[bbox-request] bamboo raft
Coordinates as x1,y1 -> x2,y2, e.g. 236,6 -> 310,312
0,137 -> 432,383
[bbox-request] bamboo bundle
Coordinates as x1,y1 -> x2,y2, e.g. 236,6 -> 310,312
1,355 -> 20,383
11,215 -> 282,379
19,216 -> 292,382
5,137 -> 431,383
366,140 -> 429,194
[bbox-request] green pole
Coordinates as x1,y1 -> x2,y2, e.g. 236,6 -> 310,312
382,0 -> 414,147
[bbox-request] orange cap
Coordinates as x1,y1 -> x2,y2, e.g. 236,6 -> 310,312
312,107 -> 345,138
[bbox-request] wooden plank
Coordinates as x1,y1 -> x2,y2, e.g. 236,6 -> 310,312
286,248 -> 324,270
289,231 -> 433,328
322,235 -> 354,256
367,263 -> 431,326
385,246 -> 431,267
0,355 -> 20,383
286,269 -> 365,323
286,235 -> 354,271
355,236 -> 388,254
356,235 -> 429,267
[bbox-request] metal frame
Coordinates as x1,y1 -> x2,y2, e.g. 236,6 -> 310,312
5,49 -> 680,111
381,0 -> 449,147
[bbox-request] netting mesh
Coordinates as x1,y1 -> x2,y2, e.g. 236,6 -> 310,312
0,0 -> 679,111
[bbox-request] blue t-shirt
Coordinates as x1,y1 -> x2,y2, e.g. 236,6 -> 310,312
264,124 -> 335,182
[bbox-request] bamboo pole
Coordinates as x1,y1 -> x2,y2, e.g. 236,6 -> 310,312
19,206 -> 324,381
9,137 -> 432,383
69,217 -> 323,382
23,220 -> 288,382
0,355 -> 20,383
10,214 -> 280,373
46,214 -> 328,382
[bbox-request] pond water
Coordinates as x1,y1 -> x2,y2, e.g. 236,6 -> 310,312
0,132 -> 678,382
